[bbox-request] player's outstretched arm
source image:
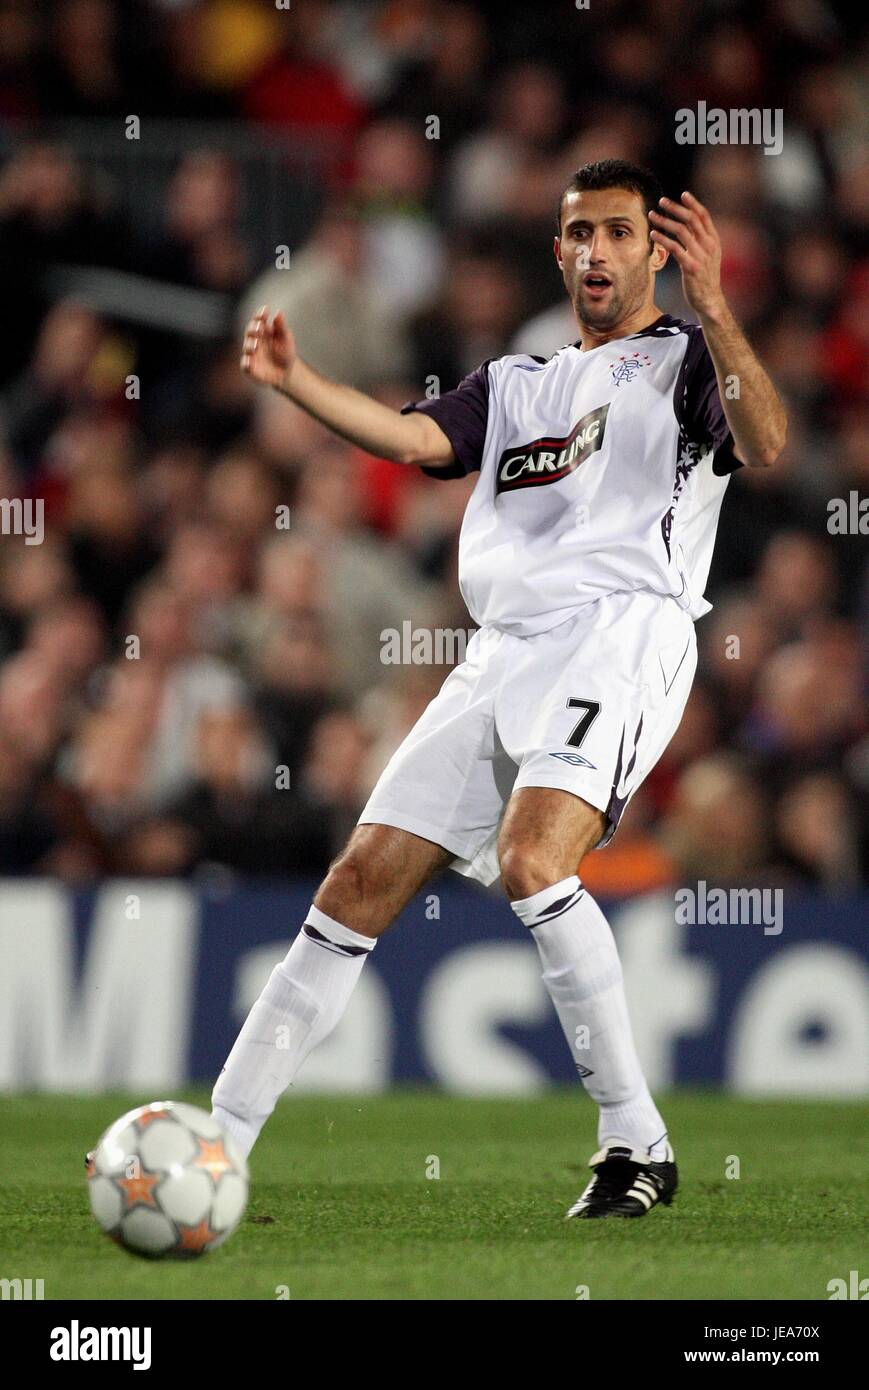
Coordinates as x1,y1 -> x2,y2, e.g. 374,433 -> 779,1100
649,193 -> 787,469
240,306 -> 454,469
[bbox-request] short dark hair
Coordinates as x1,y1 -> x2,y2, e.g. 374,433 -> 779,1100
556,159 -> 662,234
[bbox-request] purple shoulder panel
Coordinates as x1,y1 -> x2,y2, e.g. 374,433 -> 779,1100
400,362 -> 491,479
674,325 -> 740,474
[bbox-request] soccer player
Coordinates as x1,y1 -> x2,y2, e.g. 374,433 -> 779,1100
212,160 -> 786,1218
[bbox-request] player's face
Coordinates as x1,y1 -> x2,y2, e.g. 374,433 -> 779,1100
555,189 -> 661,332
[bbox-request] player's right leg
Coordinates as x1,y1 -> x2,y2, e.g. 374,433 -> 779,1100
311,823 -> 453,936
212,624 -> 511,1157
211,824 -> 452,1157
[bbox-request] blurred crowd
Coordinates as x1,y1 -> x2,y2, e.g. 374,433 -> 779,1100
0,0 -> 866,892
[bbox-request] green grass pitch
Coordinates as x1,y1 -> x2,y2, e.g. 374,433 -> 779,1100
0,1090 -> 865,1301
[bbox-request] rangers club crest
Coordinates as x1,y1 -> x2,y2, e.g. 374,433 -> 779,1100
609,351 -> 651,386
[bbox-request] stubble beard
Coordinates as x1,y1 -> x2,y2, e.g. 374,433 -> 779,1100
571,257 -> 652,336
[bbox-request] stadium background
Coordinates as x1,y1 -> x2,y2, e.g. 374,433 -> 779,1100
0,0 -> 866,1098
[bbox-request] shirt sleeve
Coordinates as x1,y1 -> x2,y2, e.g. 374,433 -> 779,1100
675,327 -> 741,475
399,361 -> 491,479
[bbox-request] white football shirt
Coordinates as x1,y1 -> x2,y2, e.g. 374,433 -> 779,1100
402,314 -> 740,637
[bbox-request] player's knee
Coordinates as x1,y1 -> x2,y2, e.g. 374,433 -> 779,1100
499,842 -> 563,901
316,844 -> 376,916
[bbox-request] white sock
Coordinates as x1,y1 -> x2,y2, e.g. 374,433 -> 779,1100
211,905 -> 375,1157
511,875 -> 668,1161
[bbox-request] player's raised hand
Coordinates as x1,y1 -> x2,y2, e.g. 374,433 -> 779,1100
240,306 -> 296,389
648,192 -> 724,319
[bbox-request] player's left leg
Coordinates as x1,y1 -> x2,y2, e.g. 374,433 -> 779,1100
498,784 -> 677,1219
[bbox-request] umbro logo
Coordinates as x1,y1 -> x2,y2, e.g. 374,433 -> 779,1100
495,404 -> 609,494
549,751 -> 597,769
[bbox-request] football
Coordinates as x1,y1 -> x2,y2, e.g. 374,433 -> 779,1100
86,1101 -> 249,1259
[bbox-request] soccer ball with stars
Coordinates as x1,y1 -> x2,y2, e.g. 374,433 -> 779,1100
86,1101 -> 249,1259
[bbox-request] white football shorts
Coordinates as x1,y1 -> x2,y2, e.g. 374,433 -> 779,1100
358,588 -> 697,887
